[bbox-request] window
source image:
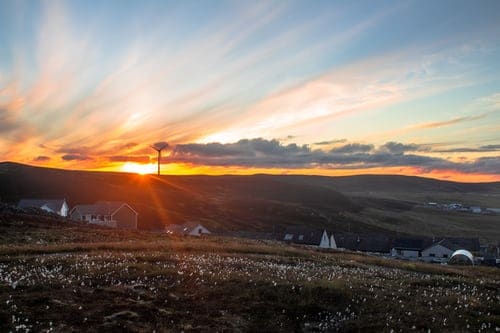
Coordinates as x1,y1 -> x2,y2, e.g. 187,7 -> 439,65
82,215 -> 86,221
284,234 -> 293,240
298,235 -> 304,241
429,253 -> 435,257
443,254 -> 448,258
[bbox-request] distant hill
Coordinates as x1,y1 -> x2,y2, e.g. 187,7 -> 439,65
274,174 -> 500,194
1,162 -> 499,242
0,162 -> 355,231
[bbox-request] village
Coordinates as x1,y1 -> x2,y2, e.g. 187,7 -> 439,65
424,202 -> 500,215
13,198 -> 500,268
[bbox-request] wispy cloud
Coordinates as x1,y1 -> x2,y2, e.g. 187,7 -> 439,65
61,154 -> 92,161
201,43 -> 492,144
406,114 -> 487,130
0,1 -> 499,181
33,155 -> 50,162
108,155 -> 150,163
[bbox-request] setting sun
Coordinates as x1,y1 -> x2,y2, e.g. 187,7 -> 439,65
120,162 -> 157,175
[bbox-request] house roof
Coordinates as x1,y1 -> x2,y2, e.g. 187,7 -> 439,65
72,201 -> 137,216
334,233 -> 392,253
183,221 -> 204,230
18,199 -> 66,212
282,227 -> 326,246
440,237 -> 480,252
424,239 -> 460,252
392,237 -> 432,251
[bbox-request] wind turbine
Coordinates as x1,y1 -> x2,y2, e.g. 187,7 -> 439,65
151,142 -> 169,176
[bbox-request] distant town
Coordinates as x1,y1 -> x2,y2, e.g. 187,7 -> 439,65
423,201 -> 500,215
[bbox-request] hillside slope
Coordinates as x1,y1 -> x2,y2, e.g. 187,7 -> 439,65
1,162 -> 499,241
0,162 -> 357,231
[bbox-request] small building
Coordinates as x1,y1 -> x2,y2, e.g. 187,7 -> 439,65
70,201 -> 138,229
421,239 -> 458,263
391,237 -> 431,259
182,222 -> 211,236
485,208 -> 500,215
470,206 -> 482,214
449,249 -> 474,265
165,222 -> 211,236
282,227 -> 331,248
18,198 -> 69,217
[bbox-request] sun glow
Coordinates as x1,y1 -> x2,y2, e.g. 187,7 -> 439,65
120,162 -> 157,175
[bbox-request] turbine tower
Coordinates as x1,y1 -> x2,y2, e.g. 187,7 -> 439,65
151,142 -> 168,176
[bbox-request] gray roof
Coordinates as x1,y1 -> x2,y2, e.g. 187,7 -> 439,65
440,237 -> 480,252
183,221 -> 204,230
18,199 -> 66,212
392,237 -> 432,251
72,201 -> 137,216
282,227 -> 326,246
334,233 -> 392,253
425,239 -> 461,252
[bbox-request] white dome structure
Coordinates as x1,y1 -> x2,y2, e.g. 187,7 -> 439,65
449,249 -> 474,265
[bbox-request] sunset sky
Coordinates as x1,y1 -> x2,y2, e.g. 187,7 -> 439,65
1,0 -> 499,181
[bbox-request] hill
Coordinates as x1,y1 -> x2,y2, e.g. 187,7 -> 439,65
1,162 -> 499,242
0,162 -> 357,232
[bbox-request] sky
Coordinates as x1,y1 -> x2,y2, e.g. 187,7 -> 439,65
0,0 -> 499,181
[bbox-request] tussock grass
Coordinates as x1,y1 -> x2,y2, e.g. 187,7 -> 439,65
0,216 -> 499,332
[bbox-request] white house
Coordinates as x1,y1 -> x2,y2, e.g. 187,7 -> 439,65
165,222 -> 211,236
421,239 -> 457,263
283,227 -> 332,249
18,199 -> 69,217
470,206 -> 482,214
182,222 -> 211,236
70,201 -> 138,229
485,208 -> 500,214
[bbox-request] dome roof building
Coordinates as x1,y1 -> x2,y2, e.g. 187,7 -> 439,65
449,249 -> 474,265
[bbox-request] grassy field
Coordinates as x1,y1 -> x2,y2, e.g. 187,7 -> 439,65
342,205 -> 500,243
0,214 -> 499,332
